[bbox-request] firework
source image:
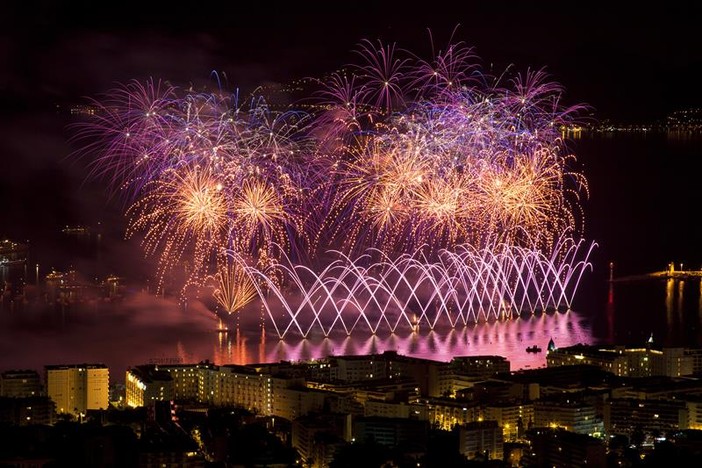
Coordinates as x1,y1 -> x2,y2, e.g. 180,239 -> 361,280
125,163 -> 228,288
231,236 -> 596,338
210,259 -> 257,315
75,32 -> 595,334
314,37 -> 588,257
74,80 -> 316,293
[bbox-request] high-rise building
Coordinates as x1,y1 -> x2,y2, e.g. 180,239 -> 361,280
157,361 -> 216,402
353,416 -> 429,451
523,428 -> 606,468
604,398 -> 687,437
534,398 -> 602,436
0,396 -> 56,425
0,370 -> 43,397
423,397 -> 480,430
450,356 -> 510,378
155,362 -> 307,417
309,351 -> 448,397
292,413 -> 352,466
484,402 -> 534,441
458,420 -> 504,460
125,365 -> 174,408
547,344 -> 694,377
45,364 -> 109,416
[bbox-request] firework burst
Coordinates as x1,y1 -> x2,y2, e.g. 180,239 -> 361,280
210,259 -> 258,315
312,35 -> 588,258
74,31 -> 594,333
74,79 -> 316,294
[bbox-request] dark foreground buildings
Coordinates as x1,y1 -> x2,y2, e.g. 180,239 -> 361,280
2,344 -> 702,466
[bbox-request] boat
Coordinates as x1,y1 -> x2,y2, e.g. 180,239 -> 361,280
526,345 -> 542,353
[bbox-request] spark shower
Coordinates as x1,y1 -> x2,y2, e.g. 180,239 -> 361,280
73,35 -> 595,338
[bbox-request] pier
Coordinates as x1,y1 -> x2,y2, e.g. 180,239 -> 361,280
610,262 -> 702,283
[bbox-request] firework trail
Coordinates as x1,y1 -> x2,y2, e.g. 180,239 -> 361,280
72,79 -> 316,294
229,236 -> 595,338
314,37 -> 588,257
74,32 -> 594,332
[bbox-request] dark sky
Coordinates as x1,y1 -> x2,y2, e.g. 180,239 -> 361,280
1,0 -> 701,122
1,0 -> 701,270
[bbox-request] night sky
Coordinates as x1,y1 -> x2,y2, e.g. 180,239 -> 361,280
1,0 -> 701,270
2,1 -> 701,121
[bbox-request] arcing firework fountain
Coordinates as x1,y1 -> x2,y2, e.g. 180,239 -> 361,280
72,35 -> 595,337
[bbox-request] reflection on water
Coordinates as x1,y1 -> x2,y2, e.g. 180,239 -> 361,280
605,276 -> 702,348
0,291 -> 592,380
5,276 -> 702,383
213,310 -> 591,371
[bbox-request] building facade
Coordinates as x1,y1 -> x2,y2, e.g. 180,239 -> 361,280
125,365 -> 175,408
45,364 -> 109,416
458,420 -> 504,460
0,370 -> 42,398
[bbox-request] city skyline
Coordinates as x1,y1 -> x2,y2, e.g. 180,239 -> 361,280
2,2 -> 702,368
